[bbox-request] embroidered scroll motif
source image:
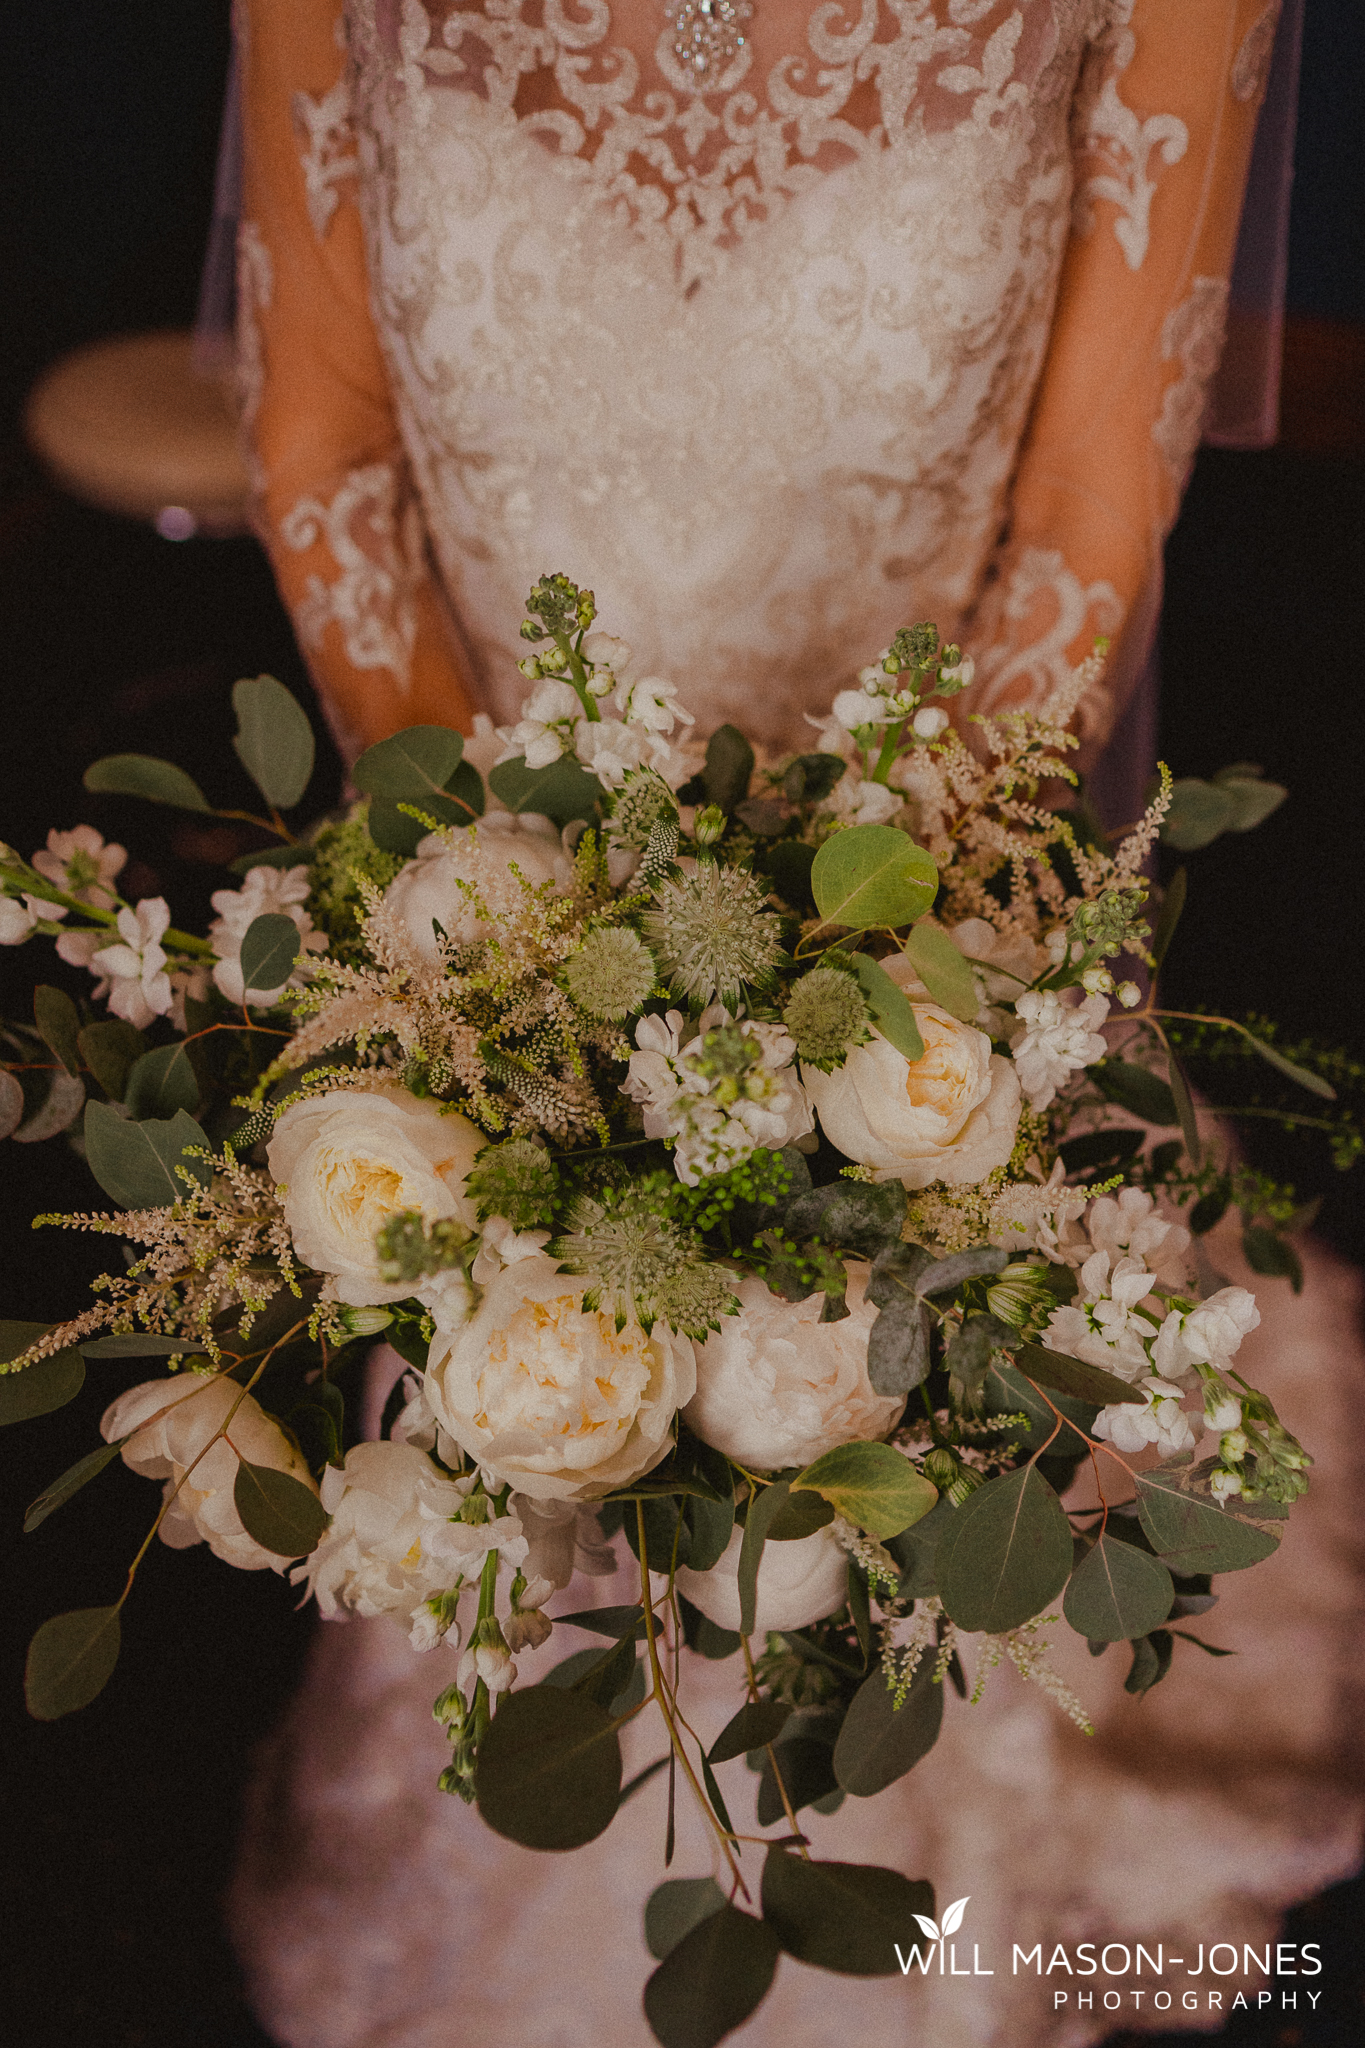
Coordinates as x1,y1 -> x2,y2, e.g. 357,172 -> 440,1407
1072,4 -> 1188,271
1152,275 -> 1230,492
281,462 -> 423,685
292,77 -> 360,238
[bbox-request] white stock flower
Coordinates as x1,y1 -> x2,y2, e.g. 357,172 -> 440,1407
1042,1249 -> 1162,1382
803,970 -> 1020,1189
292,1441 -> 524,1645
425,1253 -> 696,1501
1092,1374 -> 1199,1458
384,819 -> 572,965
267,1089 -> 484,1307
685,1264 -> 902,1471
573,716 -> 646,789
209,864 -> 326,1005
832,686 -> 885,732
470,1215 -> 553,1285
1086,1187 -> 1191,1284
1151,1286 -> 1260,1381
1010,988 -> 1109,1110
622,1009 -> 813,1187
614,671 -> 694,745
0,897 -> 38,945
101,1374 -> 317,1573
821,773 -> 903,826
675,1522 -> 849,1635
580,630 -> 634,683
89,898 -> 175,1027
498,677 -> 581,768
31,824 -> 126,907
1203,1390 -> 1244,1435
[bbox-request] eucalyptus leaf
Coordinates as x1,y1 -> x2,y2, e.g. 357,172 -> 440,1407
83,1102 -> 211,1209
849,953 -> 924,1061
1167,1049 -> 1201,1164
763,839 -> 817,913
353,725 -> 466,800
0,1068 -> 23,1139
476,1685 -> 623,1850
33,984 -> 82,1076
708,1699 -> 792,1764
643,1904 -> 780,2048
77,1019 -> 145,1100
833,1654 -> 944,1796
487,753 -> 601,829
792,1441 -> 937,1540
543,1639 -> 643,1714
1014,1339 -> 1142,1408
738,1481 -> 792,1638
0,1322 -> 85,1424
1160,779 -> 1238,852
24,1439 -> 127,1533
238,913 -> 302,999
25,1605 -> 122,1719
783,753 -> 846,804
83,754 -> 211,812
12,1069 -> 85,1142
765,1489 -> 834,1541
782,1180 -> 906,1255
1094,1059 -> 1179,1126
936,1465 -> 1073,1633
1124,1629 -> 1174,1696
761,1848 -> 935,1976
232,1461 -> 330,1558
1149,866 -> 1187,974
645,1878 -> 727,1962
1241,1032 -> 1337,1100
903,924 -> 977,1021
124,1042 -> 200,1120
945,1313 -> 1015,1407
1135,1468 -> 1280,1575
885,1495 -> 955,1600
229,843 -> 312,875
1241,1225 -> 1303,1291
686,1490 -> 736,1572
232,675 -> 316,810
550,1604 -> 649,1640
1063,1533 -> 1175,1643
699,724 -> 756,814
756,1730 -> 842,1824
811,826 -> 938,932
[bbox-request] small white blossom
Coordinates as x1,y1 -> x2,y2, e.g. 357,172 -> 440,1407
458,1638 -> 517,1693
1210,1467 -> 1245,1503
938,656 -> 974,688
1151,1286 -> 1260,1379
209,864 -> 326,1005
1086,1187 -> 1191,1281
613,671 -> 694,741
832,686 -> 885,732
31,824 -> 126,908
573,716 -> 646,789
1093,1374 -> 1199,1457
89,898 -> 175,1027
911,705 -> 950,740
1203,1391 -> 1244,1435
498,677 -> 581,769
470,1215 -> 553,1285
1042,1249 -> 1161,1382
623,1007 -> 813,1186
1010,988 -> 1110,1110
0,897 -> 38,945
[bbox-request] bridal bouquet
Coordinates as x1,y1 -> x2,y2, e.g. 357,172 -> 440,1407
2,575 -> 1347,2043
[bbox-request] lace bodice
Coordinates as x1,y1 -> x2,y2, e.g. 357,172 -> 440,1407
238,0 -> 1273,757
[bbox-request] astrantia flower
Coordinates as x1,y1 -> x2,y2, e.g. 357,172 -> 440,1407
781,966 -> 870,1071
464,1137 -> 559,1230
644,863 -> 783,1005
552,1184 -> 738,1337
209,863 -> 327,1005
608,766 -> 680,851
89,897 -> 175,1027
1010,988 -> 1109,1110
563,926 -> 657,1020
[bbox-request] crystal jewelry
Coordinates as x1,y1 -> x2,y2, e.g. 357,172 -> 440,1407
663,0 -> 754,88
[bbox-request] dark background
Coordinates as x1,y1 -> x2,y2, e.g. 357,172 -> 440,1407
0,3 -> 1362,2044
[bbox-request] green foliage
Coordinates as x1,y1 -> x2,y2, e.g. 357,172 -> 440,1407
848,952 -> 924,1062
83,754 -> 210,812
833,1654 -> 944,1795
691,724 -> 756,816
1063,1533 -> 1175,1643
553,1184 -> 738,1337
305,807 -> 403,961
353,726 -> 484,852
1124,1629 -> 1175,1696
792,1442 -> 937,1540
232,1461 -> 330,1558
563,926 -> 657,1019
903,924 -> 977,1021
543,1638 -> 644,1714
78,1019 -> 145,1100
476,1685 -> 623,1850
25,1605 -> 122,1719
936,1465 -> 1073,1633
811,825 -> 938,932
488,754 -> 600,828
707,1699 -> 792,1764
24,1440 -> 126,1533
239,912 -> 302,997
0,1323 -> 85,1422
33,985 -> 81,1076
781,752 -> 846,805
643,1903 -> 779,2048
82,1102 -> 211,1209
1160,766 -> 1286,851
232,675 -> 316,811
1095,1058 -> 1179,1125
1149,865 -> 1186,972
738,1481 -> 794,1637
761,1848 -> 935,1976
1134,1467 -> 1281,1575
645,1879 -> 727,1962
465,1137 -> 560,1229
781,1179 -> 906,1256
374,1208 -> 469,1285
125,1042 -> 200,1119
1013,1338 -> 1143,1409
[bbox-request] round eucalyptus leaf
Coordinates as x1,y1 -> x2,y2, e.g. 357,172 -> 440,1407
643,1902 -> 780,2048
792,1441 -> 937,1540
1063,1532 -> 1175,1643
33,984 -> 82,1076
902,922 -> 977,1021
0,1068 -> 25,1139
645,1878 -> 727,1962
833,1656 -> 943,1797
25,1605 -> 122,1719
0,1322 -> 85,1425
936,1464 -> 1073,1633
13,1069 -> 86,1143
232,674 -> 316,810
238,913 -> 302,999
84,1102 -> 211,1209
1135,1469 -> 1280,1576
232,1461 -> 330,1559
352,725 -> 465,800
124,1042 -> 200,1120
811,825 -> 938,932
707,1698 -> 792,1765
476,1685 -> 623,1850
761,1847 -> 935,1975
83,754 -> 211,812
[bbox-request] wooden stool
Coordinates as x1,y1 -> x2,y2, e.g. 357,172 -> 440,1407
24,329 -> 251,537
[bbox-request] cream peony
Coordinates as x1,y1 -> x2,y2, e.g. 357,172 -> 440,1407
674,1523 -> 849,1635
100,1374 -> 317,1572
384,818 -> 572,965
803,975 -> 1020,1190
425,1253 -> 696,1501
267,1089 -> 484,1307
685,1265 -> 902,1471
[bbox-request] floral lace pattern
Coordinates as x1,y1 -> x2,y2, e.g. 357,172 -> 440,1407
234,219 -> 274,494
1071,0 -> 1187,271
293,75 -> 360,237
970,547 -> 1123,737
1231,0 -> 1280,104
281,461 -> 424,684
342,0 -> 1133,741
1152,275 -> 1230,493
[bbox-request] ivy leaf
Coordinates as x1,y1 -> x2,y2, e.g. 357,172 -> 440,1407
642,1903 -> 780,2048
476,1685 -> 623,1851
707,1699 -> 793,1764
0,1322 -> 85,1424
1063,1533 -> 1175,1643
903,924 -> 978,1021
83,1102 -> 211,1209
645,1878 -> 727,1962
761,1847 -> 936,1976
24,1439 -> 127,1533
1134,1468 -> 1280,1576
124,1042 -> 200,1120
1094,1059 -> 1179,1126
1014,1339 -> 1143,1408
936,1465 -> 1073,1633
238,913 -> 302,999
811,825 -> 938,932
232,1461 -> 329,1558
231,675 -> 316,810
25,1606 -> 122,1719
849,953 -> 924,1061
738,1481 -> 793,1638
33,985 -> 82,1076
83,754 -> 211,812
792,1441 -> 937,1540
833,1654 -> 944,1795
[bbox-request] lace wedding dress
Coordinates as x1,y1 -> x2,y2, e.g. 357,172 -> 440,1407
225,6 -> 1365,2043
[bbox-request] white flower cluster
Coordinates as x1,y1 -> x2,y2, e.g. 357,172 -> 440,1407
497,632 -> 694,791
1010,988 -> 1110,1111
209,863 -> 327,1006
623,1007 -> 813,1185
831,649 -> 971,735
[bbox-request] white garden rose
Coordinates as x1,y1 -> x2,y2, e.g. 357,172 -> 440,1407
685,1265 -> 902,1472
674,1523 -> 849,1635
292,1440 -> 526,1645
267,1089 -> 483,1307
425,1253 -> 696,1501
385,817 -> 572,965
100,1374 -> 317,1572
802,978 -> 1021,1190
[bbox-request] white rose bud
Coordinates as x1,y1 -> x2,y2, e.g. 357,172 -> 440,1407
385,820 -> 572,965
674,1523 -> 849,1635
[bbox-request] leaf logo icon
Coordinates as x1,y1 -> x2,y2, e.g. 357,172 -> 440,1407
912,1913 -> 940,1943
941,1896 -> 970,1938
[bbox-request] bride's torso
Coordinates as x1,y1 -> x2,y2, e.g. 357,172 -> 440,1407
343,0 -> 1113,741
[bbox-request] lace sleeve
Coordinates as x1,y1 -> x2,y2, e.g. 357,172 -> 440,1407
238,0 -> 476,760
962,0 -> 1273,752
